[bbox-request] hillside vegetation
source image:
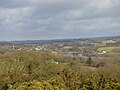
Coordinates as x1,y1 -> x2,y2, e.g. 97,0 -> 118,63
0,50 -> 119,90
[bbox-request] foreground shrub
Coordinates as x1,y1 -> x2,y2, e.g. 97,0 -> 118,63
81,74 -> 120,90
7,77 -> 65,90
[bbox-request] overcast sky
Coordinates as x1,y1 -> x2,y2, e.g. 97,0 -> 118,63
0,0 -> 120,41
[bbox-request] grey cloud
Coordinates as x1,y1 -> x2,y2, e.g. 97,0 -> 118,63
0,0 -> 120,41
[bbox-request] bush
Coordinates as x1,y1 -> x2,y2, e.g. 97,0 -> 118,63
8,78 -> 65,90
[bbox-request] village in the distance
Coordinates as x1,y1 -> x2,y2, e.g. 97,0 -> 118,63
1,36 -> 120,57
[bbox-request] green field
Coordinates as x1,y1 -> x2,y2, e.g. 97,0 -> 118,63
97,47 -> 120,52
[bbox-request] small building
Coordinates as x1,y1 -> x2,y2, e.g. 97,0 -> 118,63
98,51 -> 106,55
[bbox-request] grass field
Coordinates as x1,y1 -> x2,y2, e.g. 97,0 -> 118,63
97,47 -> 120,52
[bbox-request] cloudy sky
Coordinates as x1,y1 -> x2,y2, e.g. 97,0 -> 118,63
0,0 -> 120,41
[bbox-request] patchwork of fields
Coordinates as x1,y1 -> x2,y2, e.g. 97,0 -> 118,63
97,46 -> 120,52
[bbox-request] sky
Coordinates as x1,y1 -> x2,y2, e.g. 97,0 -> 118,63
0,0 -> 120,41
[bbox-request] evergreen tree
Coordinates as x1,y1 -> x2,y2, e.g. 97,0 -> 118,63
86,56 -> 93,66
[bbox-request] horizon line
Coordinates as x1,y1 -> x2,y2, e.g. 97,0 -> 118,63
0,35 -> 120,42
